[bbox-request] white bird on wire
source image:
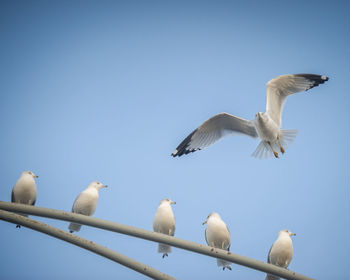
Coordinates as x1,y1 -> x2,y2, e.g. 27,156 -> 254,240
202,212 -> 232,270
153,198 -> 176,258
68,181 -> 108,233
171,74 -> 329,159
265,229 -> 296,280
11,170 -> 39,228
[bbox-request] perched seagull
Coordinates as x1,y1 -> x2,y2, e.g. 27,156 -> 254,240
153,198 -> 176,258
68,181 -> 107,233
172,74 -> 329,158
11,171 -> 39,228
203,212 -> 232,270
265,229 -> 296,280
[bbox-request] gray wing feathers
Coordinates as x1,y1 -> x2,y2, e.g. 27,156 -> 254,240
172,112 -> 257,157
69,194 -> 83,232
266,74 -> 329,126
170,224 -> 175,236
69,193 -> 86,232
205,228 -> 209,246
267,244 -> 273,263
265,244 -> 280,280
226,224 -> 231,245
71,193 -> 82,212
11,190 -> 15,202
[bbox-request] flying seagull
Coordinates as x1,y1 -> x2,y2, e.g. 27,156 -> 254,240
171,74 -> 329,158
265,229 -> 296,280
11,171 -> 39,228
68,181 -> 107,233
153,198 -> 176,258
203,212 -> 232,270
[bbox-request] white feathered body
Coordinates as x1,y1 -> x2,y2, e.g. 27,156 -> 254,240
269,232 -> 293,268
12,172 -> 37,205
252,112 -> 298,158
265,231 -> 294,280
153,200 -> 176,255
205,213 -> 231,269
205,217 -> 230,250
72,188 -> 99,215
254,112 -> 280,143
68,185 -> 100,233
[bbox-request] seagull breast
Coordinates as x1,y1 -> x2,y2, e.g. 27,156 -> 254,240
254,112 -> 280,142
12,174 -> 37,204
153,203 -> 176,235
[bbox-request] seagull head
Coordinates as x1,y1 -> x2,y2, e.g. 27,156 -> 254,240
160,198 -> 176,205
202,212 -> 220,225
279,229 -> 296,237
23,170 -> 39,178
255,112 -> 265,120
90,181 -> 108,190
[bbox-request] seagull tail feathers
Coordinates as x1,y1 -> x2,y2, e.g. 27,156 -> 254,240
280,129 -> 298,149
68,222 -> 82,233
217,258 -> 232,269
251,141 -> 272,159
158,243 -> 171,254
251,129 -> 298,159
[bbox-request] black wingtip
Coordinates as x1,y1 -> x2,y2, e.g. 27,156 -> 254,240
171,129 -> 198,157
171,152 -> 178,157
295,74 -> 329,91
16,224 -> 21,228
171,147 -> 199,157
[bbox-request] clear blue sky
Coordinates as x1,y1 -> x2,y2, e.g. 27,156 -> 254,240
1,1 -> 349,279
